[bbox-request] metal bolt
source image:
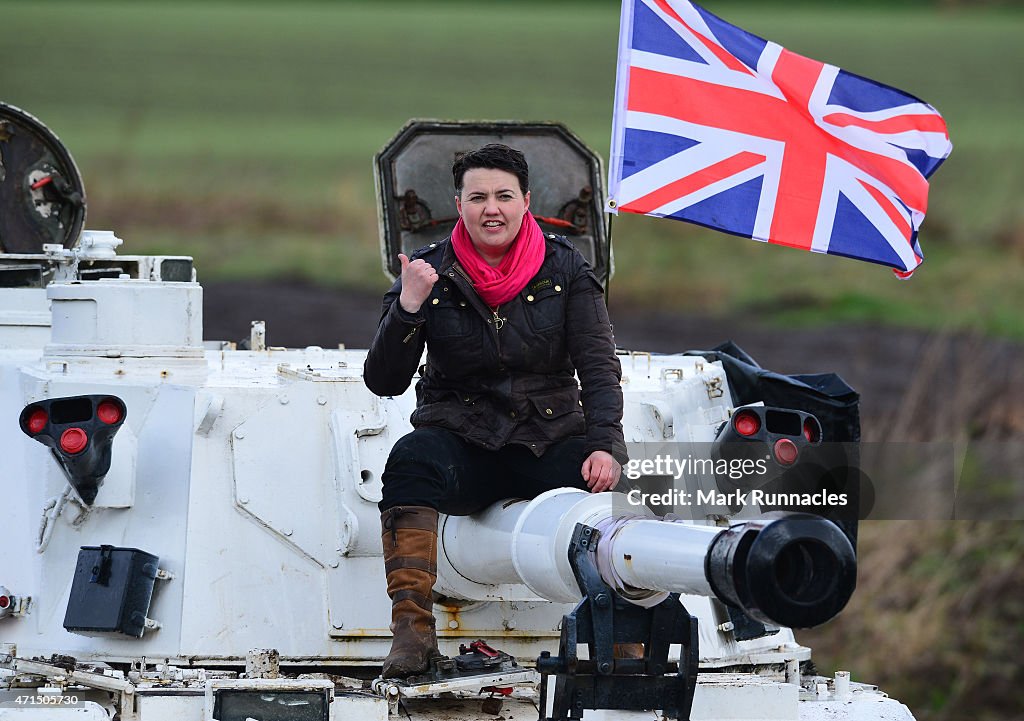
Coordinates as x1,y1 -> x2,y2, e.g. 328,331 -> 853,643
283,529 -> 293,537
598,662 -> 611,674
279,395 -> 289,405
448,620 -> 459,629
317,396 -> 327,406
238,497 -> 249,505
234,429 -> 246,440
595,593 -> 609,608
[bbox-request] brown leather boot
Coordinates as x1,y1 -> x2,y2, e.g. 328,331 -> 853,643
380,506 -> 441,678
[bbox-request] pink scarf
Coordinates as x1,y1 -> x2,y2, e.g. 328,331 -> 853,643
451,211 -> 546,308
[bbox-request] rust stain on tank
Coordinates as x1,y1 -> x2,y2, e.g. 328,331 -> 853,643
438,604 -> 461,633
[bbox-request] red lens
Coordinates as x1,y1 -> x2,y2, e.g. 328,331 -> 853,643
97,399 -> 122,425
733,410 -> 761,437
27,408 -> 48,434
0,596 -> 9,609
803,418 -> 820,443
59,428 -> 89,454
774,438 -> 799,465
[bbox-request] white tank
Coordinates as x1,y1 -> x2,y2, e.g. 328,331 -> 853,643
0,105 -> 913,721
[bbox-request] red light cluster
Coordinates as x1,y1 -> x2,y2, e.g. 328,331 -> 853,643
0,595 -> 10,609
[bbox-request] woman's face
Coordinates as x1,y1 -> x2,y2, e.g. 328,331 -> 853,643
455,168 -> 530,265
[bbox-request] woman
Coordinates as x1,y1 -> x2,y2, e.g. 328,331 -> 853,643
364,143 -> 626,678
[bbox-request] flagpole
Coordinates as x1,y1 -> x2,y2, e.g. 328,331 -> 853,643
604,212 -> 614,310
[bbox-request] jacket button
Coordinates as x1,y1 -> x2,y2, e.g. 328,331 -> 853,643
545,408 -> 553,415
554,285 -> 562,292
526,295 -> 534,302
432,298 -> 439,305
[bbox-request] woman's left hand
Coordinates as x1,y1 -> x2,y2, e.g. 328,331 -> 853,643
581,450 -> 621,493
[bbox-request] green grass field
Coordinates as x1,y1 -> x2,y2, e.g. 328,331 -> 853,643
2,1 -> 1022,336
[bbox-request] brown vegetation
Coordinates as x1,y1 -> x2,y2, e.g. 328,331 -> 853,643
802,334 -> 1024,721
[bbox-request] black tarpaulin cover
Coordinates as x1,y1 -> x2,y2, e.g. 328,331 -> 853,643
685,340 -> 860,444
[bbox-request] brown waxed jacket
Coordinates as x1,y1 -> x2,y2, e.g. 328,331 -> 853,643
364,234 -> 627,463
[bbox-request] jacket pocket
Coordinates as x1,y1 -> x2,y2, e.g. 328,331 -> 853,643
529,391 -> 579,419
428,296 -> 475,339
523,280 -> 566,333
411,390 -> 481,428
528,390 -> 585,439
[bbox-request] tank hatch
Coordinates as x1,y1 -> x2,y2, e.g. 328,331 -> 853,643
375,120 -> 610,286
0,102 -> 86,254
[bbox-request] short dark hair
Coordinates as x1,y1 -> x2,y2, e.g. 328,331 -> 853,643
452,143 -> 529,196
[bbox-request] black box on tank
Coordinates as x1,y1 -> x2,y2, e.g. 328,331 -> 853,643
64,545 -> 160,638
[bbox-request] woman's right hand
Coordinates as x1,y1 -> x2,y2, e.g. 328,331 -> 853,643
398,253 -> 439,313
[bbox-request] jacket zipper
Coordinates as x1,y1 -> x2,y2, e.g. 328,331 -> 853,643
490,308 -> 505,331
453,263 -> 505,363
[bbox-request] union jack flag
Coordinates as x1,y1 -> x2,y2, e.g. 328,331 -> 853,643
607,0 -> 952,277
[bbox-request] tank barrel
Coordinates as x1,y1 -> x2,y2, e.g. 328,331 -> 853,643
439,489 -> 856,629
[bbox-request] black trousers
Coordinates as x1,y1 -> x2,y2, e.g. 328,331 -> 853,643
379,426 -> 592,515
